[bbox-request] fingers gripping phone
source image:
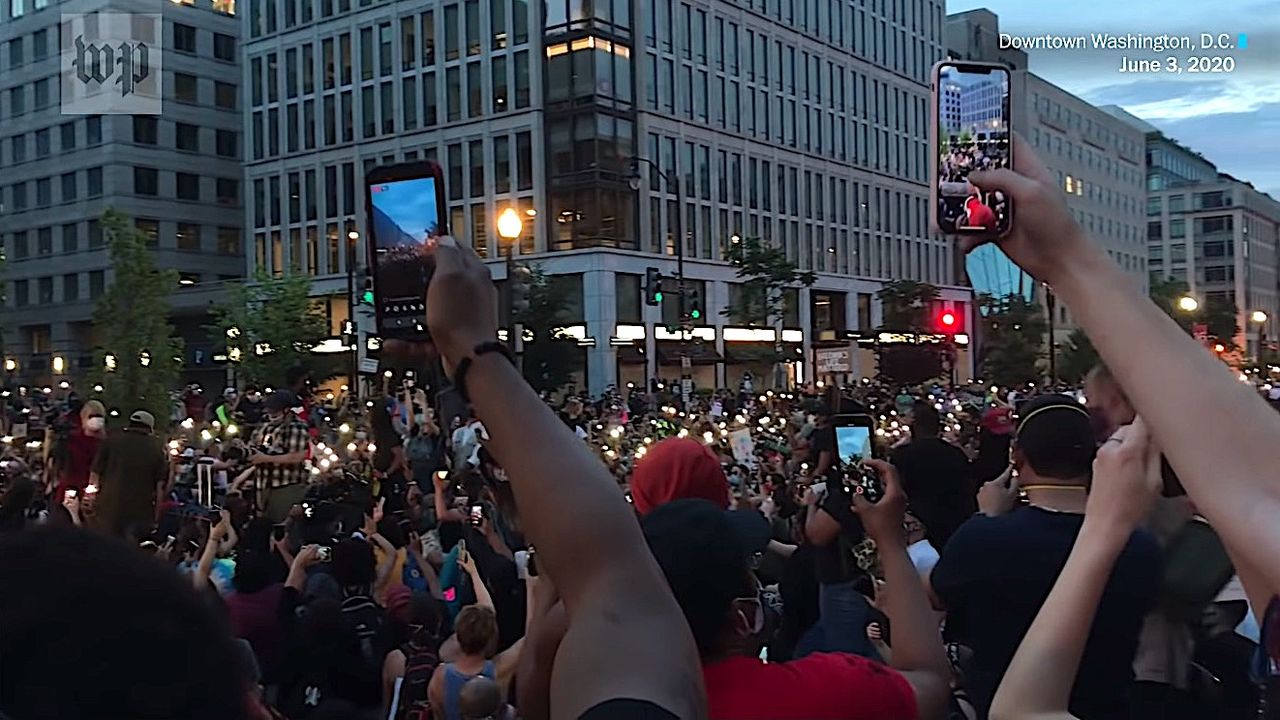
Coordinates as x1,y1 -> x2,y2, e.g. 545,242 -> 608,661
365,161 -> 449,341
832,414 -> 883,503
930,61 -> 1013,237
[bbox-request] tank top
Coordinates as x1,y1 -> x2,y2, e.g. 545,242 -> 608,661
440,660 -> 496,720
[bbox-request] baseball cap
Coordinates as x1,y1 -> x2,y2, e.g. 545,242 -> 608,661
222,387 -> 237,398
128,410 -> 156,431
1015,394 -> 1095,480
630,438 -> 730,516
642,499 -> 771,654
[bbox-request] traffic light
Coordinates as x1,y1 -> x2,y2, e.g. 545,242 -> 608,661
645,267 -> 664,306
359,274 -> 374,305
687,287 -> 703,321
510,262 -> 533,314
936,308 -> 960,334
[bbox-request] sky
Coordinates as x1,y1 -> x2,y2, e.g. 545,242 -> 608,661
369,177 -> 440,241
947,0 -> 1280,197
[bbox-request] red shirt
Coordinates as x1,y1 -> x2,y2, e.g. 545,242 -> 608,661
57,428 -> 102,494
703,653 -> 918,720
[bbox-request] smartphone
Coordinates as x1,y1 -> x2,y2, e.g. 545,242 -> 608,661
316,546 -> 332,562
832,414 -> 883,503
65,489 -> 77,499
84,484 -> 99,496
272,524 -> 287,542
365,161 -> 449,341
457,539 -> 469,565
469,504 -> 483,526
930,60 -> 1013,237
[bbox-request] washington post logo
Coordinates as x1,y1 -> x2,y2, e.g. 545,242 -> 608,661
61,13 -> 162,115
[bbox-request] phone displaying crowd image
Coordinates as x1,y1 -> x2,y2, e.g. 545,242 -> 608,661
469,504 -> 483,526
930,61 -> 1013,237
832,414 -> 883,503
366,161 -> 449,341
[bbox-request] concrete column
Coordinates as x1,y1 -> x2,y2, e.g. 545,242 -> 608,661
710,279 -> 728,388
798,287 -> 812,389
583,268 -> 617,395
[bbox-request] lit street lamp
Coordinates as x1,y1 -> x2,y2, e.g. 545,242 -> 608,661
497,208 -> 525,371
1251,310 -> 1270,363
1251,310 -> 1268,325
1177,296 -> 1199,313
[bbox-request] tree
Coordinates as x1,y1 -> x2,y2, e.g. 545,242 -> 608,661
1148,275 -> 1240,351
723,236 -> 816,386
1057,328 -> 1100,385
88,210 -> 183,427
516,266 -> 582,395
977,293 -> 1047,388
876,280 -> 941,333
211,271 -> 330,389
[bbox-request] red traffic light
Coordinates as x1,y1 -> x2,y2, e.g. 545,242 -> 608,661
940,311 -> 957,329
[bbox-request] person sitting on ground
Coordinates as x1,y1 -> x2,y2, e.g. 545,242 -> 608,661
929,395 -> 1161,720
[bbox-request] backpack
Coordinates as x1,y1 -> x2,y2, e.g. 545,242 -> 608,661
396,641 -> 440,720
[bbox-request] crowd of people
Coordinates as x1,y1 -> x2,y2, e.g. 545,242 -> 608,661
2,134 -> 1280,720
938,133 -> 1010,234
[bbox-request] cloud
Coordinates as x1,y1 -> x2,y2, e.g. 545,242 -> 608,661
1084,79 -> 1222,106
1155,102 -> 1280,196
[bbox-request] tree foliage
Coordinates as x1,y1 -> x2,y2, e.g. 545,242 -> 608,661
722,236 -> 817,327
977,293 -> 1047,388
516,266 -> 582,395
211,271 -> 330,389
1148,275 -> 1240,351
876,280 -> 941,333
1057,328 -> 1100,385
875,345 -> 944,386
88,209 -> 183,427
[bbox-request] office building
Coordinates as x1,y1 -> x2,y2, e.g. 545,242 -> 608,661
245,0 -> 974,395
945,9 -> 1148,339
0,0 -> 243,386
1107,106 -> 1280,356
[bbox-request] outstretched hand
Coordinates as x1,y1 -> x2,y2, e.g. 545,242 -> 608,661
852,460 -> 908,550
1088,417 -> 1161,531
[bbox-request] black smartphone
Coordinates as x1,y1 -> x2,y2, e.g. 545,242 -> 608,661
527,547 -> 538,578
931,61 -> 1013,237
832,414 -> 883,503
365,161 -> 449,341
272,524 -> 287,541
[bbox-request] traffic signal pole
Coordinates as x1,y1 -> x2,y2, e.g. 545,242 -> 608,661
347,231 -> 357,398
674,175 -> 691,410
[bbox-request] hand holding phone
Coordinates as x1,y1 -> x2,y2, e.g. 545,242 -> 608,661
316,546 -> 332,563
366,162 -> 448,340
931,61 -> 1013,237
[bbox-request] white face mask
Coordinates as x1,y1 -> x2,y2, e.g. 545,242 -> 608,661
85,417 -> 105,432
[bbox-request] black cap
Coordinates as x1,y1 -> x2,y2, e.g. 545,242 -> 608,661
264,390 -> 300,413
642,499 -> 769,655
1015,394 -> 1095,480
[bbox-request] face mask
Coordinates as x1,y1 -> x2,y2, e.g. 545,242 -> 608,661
85,417 -> 105,431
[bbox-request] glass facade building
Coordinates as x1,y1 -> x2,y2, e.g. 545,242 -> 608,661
244,0 -> 973,393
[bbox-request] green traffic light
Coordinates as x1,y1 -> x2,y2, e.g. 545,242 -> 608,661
691,309 -> 702,319
361,290 -> 374,304
655,292 -> 663,302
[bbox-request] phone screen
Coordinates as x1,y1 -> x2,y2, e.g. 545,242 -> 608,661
935,63 -> 1012,236
834,424 -> 873,472
368,172 -> 442,336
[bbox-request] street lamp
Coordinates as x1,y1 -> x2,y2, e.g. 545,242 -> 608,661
346,230 -> 361,397
1251,310 -> 1268,325
1251,310 -> 1270,363
1177,296 -> 1199,313
497,208 -> 525,368
52,355 -> 65,375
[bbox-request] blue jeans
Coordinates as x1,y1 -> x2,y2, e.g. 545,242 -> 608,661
794,580 -> 881,660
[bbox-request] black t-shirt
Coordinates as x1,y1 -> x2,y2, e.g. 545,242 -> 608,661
811,486 -> 869,585
240,398 -> 265,424
810,424 -> 836,476
931,506 -> 1162,720
890,437 -> 975,550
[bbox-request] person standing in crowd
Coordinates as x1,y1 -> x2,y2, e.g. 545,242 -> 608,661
210,387 -> 238,427
182,384 -> 205,422
451,409 -> 484,469
53,399 -> 106,502
405,407 -> 441,493
371,392 -> 409,509
643,469 -> 952,720
891,401 -> 976,551
237,385 -> 266,428
930,395 -> 1161,719
90,410 -> 170,543
248,390 -> 312,523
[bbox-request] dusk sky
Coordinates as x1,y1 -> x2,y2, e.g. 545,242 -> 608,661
948,0 -> 1280,197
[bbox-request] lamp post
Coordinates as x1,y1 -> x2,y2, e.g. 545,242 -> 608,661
1251,310 -> 1269,364
497,208 -> 524,370
346,230 -> 360,396
1177,296 -> 1199,313
627,156 -> 688,408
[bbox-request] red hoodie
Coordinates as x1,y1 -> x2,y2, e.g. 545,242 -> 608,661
630,438 -> 730,516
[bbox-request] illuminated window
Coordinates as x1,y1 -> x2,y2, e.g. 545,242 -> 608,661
1064,175 -> 1074,194
212,0 -> 233,12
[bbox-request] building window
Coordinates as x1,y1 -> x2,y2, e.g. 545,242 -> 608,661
1146,196 -> 1162,216
177,223 -> 201,250
63,274 -> 79,302
215,81 -> 237,109
1170,243 -> 1186,262
61,172 -> 76,201
175,73 -> 198,102
177,172 -> 200,200
87,116 -> 102,144
133,116 -> 158,144
1169,219 -> 1185,239
37,227 -> 52,255
13,280 -> 28,307
214,32 -> 236,61
136,219 -> 160,246
60,122 -> 76,150
1169,194 -> 1186,213
217,226 -> 242,255
216,178 -> 239,205
87,167 -> 102,196
61,223 -> 78,253
89,271 -> 105,299
615,273 -> 641,322
174,22 -> 197,53
175,122 -> 199,151
216,129 -> 238,157
134,166 -> 159,196
88,220 -> 103,248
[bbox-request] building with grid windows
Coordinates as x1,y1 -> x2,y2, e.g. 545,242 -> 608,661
1105,107 -> 1280,358
0,0 -> 243,386
244,0 -> 974,394
946,9 -> 1148,350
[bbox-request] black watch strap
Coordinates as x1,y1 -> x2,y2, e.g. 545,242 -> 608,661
454,341 -> 515,402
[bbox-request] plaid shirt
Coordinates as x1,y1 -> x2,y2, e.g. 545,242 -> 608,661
249,415 -> 311,489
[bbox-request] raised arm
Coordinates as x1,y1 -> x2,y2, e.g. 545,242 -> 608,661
970,135 -> 1280,601
419,238 -> 705,719
459,548 -> 494,611
990,419 -> 1160,720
